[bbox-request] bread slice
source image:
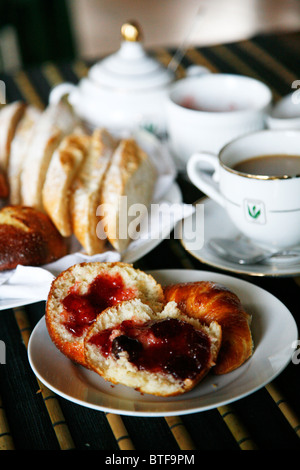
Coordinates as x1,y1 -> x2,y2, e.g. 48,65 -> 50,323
45,261 -> 164,367
99,138 -> 157,253
20,101 -> 80,211
0,101 -> 26,171
84,299 -> 222,396
42,133 -> 90,237
0,205 -> 68,271
70,128 -> 119,255
8,105 -> 42,205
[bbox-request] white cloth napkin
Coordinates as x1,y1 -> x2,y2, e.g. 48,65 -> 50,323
0,266 -> 55,302
0,130 -> 193,308
0,203 -> 194,307
0,251 -> 122,305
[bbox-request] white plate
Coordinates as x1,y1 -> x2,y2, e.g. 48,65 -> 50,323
27,269 -> 297,417
180,197 -> 300,277
0,297 -> 43,311
0,127 -> 183,311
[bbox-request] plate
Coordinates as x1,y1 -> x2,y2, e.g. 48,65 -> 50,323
0,127 -> 183,311
0,297 -> 43,311
180,197 -> 300,277
27,269 -> 298,417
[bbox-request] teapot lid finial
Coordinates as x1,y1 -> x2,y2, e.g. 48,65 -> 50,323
121,21 -> 142,42
87,20 -> 174,91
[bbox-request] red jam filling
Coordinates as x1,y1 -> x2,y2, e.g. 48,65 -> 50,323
89,318 -> 211,381
62,273 -> 135,336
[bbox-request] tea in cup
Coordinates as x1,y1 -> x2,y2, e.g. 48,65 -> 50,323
166,73 -> 272,165
187,129 -> 300,249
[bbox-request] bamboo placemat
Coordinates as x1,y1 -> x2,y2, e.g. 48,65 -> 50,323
0,394 -> 14,450
13,307 -> 75,451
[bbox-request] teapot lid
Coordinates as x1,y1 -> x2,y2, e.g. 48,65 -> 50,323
88,22 -> 175,91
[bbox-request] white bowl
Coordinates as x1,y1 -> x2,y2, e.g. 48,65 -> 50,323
266,92 -> 300,129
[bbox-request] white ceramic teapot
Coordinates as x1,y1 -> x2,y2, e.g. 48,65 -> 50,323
50,22 -> 179,135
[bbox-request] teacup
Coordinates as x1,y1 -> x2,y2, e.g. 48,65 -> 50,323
166,73 -> 272,165
187,129 -> 300,249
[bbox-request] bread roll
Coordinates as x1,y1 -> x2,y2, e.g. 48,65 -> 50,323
20,101 -> 80,211
84,299 -> 222,396
42,133 -> 90,237
0,101 -> 26,171
45,262 -> 164,367
0,205 -> 68,271
0,172 -> 9,199
163,281 -> 253,374
8,106 -> 42,205
70,129 -> 118,255
99,138 -> 157,253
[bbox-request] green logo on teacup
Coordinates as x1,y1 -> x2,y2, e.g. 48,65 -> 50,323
247,204 -> 261,219
244,199 -> 266,224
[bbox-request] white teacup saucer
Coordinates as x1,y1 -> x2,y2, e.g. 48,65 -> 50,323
179,197 -> 300,277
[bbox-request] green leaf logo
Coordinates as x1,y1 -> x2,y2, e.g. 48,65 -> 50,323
141,122 -> 157,135
247,205 -> 261,219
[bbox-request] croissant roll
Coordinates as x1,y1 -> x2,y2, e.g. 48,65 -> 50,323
163,281 -> 253,375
